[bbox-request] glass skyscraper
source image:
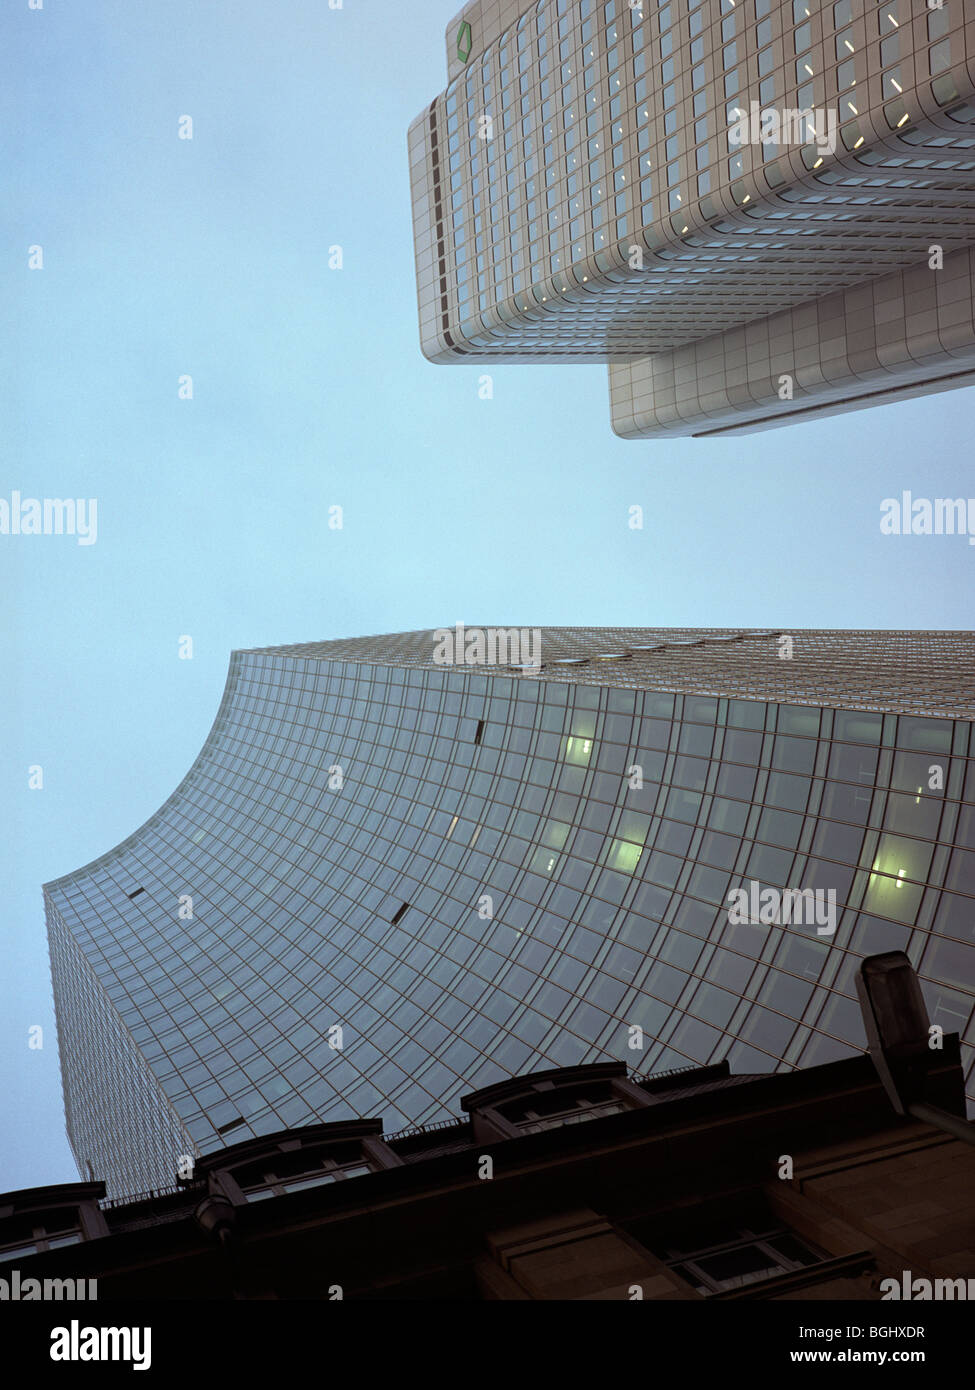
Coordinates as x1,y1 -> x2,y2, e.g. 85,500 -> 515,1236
45,628 -> 975,1198
409,1 -> 975,434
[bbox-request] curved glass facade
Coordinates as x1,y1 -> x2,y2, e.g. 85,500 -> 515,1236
45,629 -> 975,1197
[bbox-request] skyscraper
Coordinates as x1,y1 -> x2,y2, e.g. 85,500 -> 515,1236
46,628 -> 975,1198
408,1 -> 975,435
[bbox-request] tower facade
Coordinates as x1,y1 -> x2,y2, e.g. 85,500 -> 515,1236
408,0 -> 975,433
46,629 -> 975,1197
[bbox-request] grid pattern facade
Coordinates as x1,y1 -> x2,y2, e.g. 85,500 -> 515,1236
409,0 -> 975,364
610,240 -> 975,436
45,629 -> 975,1198
47,903 -> 194,1197
249,628 -> 975,716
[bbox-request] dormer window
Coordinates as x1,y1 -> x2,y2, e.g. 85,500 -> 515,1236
461,1062 -> 653,1143
505,1093 -> 626,1134
0,1185 -> 107,1262
196,1120 -> 399,1207
235,1147 -> 374,1202
0,1212 -> 83,1262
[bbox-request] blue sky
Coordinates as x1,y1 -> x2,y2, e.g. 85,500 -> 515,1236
2,0 -> 972,1194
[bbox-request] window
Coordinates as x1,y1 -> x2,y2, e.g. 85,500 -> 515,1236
564,734 -> 593,766
506,1093 -> 624,1133
0,1216 -> 84,1263
929,41 -> 951,78
627,1205 -> 828,1295
237,1151 -> 374,1201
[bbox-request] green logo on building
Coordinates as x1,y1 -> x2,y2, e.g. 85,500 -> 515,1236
457,20 -> 473,63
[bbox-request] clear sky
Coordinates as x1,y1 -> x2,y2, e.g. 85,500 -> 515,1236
2,0 -> 973,1194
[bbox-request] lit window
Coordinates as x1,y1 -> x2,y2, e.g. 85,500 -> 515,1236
564,735 -> 593,765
